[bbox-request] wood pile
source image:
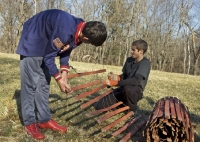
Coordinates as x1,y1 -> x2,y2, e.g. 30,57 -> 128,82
142,97 -> 194,142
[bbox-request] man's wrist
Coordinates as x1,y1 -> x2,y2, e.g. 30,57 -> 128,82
60,65 -> 70,73
54,73 -> 62,82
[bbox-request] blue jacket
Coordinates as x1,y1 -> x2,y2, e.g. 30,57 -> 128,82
16,9 -> 84,77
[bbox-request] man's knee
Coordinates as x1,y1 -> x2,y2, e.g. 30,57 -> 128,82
123,85 -> 143,111
123,85 -> 135,96
123,85 -> 132,90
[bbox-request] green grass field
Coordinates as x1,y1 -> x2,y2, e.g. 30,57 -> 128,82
0,52 -> 200,142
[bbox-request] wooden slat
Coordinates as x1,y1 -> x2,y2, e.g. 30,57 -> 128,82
180,103 -> 190,128
146,128 -> 150,142
101,111 -> 134,132
189,121 -> 194,142
174,98 -> 183,121
169,97 -> 176,119
157,99 -> 164,118
85,102 -> 123,117
164,98 -> 170,119
75,84 -> 107,100
112,115 -> 142,136
119,119 -> 147,142
180,107 -> 186,128
185,112 -> 190,128
71,80 -> 102,91
152,100 -> 161,120
81,89 -> 113,109
97,106 -> 130,124
67,69 -> 106,79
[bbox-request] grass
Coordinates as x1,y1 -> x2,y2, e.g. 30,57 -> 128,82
0,52 -> 200,142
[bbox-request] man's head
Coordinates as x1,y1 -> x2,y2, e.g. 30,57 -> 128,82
131,39 -> 148,60
81,21 -> 107,46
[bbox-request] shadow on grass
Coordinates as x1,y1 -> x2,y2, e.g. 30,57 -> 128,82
49,93 -> 74,104
13,88 -> 200,141
73,111 -> 102,129
101,109 -> 151,142
12,90 -> 23,125
57,92 -> 154,140
57,101 -> 81,118
144,96 -> 156,106
12,89 -> 65,124
194,133 -> 200,142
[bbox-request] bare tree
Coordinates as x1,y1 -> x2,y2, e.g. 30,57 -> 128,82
0,0 -> 199,74
180,1 -> 200,75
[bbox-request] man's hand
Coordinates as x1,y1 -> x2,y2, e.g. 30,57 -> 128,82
61,71 -> 68,83
104,79 -> 118,86
57,79 -> 73,94
60,44 -> 70,53
108,72 -> 120,81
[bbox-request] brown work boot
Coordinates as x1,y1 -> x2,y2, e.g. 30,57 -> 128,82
38,119 -> 67,132
25,123 -> 45,140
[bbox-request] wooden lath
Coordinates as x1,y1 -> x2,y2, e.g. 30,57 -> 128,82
75,84 -> 107,100
80,89 -> 112,109
97,106 -> 130,124
85,102 -> 123,117
101,111 -> 134,132
71,80 -> 102,91
112,115 -> 142,136
119,119 -> 148,142
68,69 -> 145,141
67,69 -> 106,79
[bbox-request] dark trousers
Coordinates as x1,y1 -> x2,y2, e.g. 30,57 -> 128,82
95,85 -> 143,112
20,56 -> 51,125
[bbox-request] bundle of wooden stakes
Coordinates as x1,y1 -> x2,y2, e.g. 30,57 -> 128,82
142,97 -> 194,142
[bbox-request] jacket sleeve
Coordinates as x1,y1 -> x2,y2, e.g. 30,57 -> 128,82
43,26 -> 72,81
59,47 -> 73,73
120,59 -> 128,80
43,51 -> 61,81
117,74 -> 143,86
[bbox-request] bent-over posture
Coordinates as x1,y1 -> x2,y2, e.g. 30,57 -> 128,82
16,9 -> 107,140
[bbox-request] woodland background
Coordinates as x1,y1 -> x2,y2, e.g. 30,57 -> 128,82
0,0 -> 200,75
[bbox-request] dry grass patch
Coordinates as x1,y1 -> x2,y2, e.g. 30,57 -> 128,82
0,52 -> 200,142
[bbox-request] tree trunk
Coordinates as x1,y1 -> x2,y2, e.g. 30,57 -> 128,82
187,38 -> 191,74
170,57 -> 174,72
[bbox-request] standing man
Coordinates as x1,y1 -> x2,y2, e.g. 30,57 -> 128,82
96,39 -> 150,113
16,9 -> 107,140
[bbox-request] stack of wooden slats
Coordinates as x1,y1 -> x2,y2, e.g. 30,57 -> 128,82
142,97 -> 194,142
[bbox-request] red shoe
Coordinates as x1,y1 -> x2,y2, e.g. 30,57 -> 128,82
38,119 -> 67,132
25,123 -> 45,140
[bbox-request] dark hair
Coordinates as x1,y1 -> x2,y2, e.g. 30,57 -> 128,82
132,39 -> 148,54
82,21 -> 107,46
